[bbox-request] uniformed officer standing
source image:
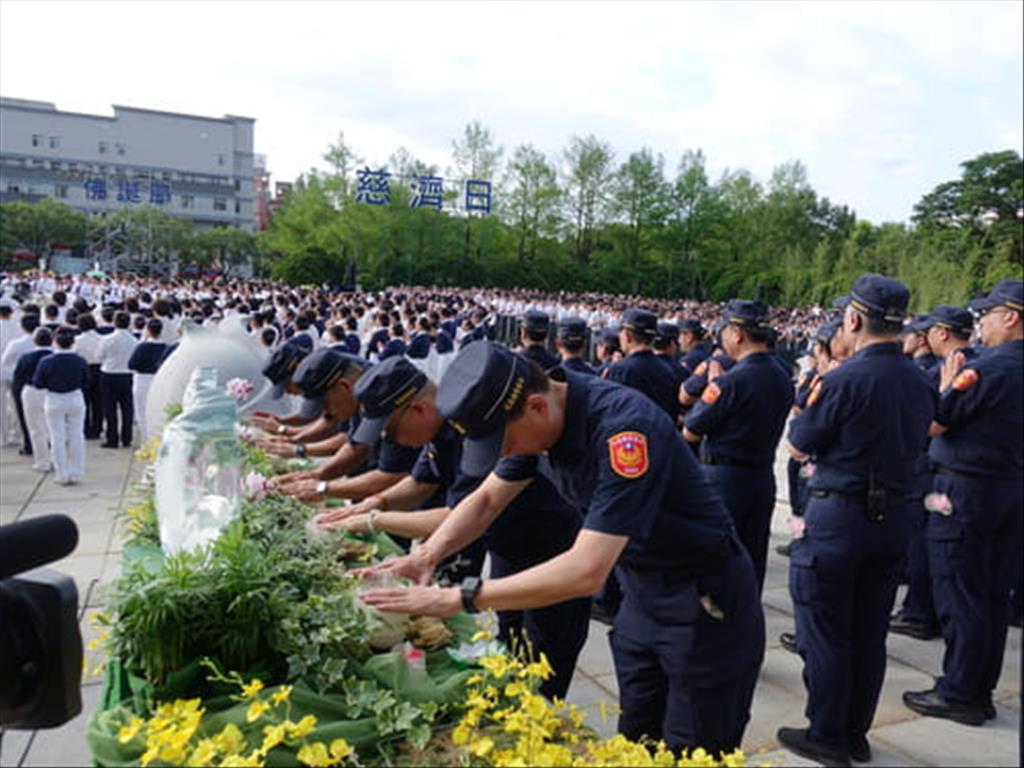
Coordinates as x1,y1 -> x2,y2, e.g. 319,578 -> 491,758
593,326 -> 621,377
777,274 -> 936,765
14,327 -> 54,471
316,356 -> 590,698
607,309 -> 681,420
97,311 -> 138,449
555,317 -> 595,375
519,310 -> 561,372
683,300 -> 795,592
678,319 -> 713,377
72,313 -> 104,439
32,326 -> 88,485
361,341 -> 764,755
903,279 -> 1024,726
890,305 -> 977,642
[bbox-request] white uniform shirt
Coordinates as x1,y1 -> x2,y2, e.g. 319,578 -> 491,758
98,329 -> 137,374
73,329 -> 104,366
1,333 -> 35,383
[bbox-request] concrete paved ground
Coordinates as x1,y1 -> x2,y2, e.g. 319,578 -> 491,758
0,437 -> 1019,767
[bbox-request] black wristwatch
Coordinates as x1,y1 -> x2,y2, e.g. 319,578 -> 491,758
295,443 -> 307,458
460,576 -> 483,614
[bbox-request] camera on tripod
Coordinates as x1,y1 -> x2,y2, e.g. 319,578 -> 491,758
0,514 -> 83,729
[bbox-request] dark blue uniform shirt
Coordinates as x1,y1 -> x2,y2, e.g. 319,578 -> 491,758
788,342 -> 936,495
410,424 -> 580,562
496,372 -> 735,573
127,341 -> 168,374
435,331 -> 454,354
606,349 -> 681,420
562,357 -> 596,376
31,351 -> 88,393
407,332 -> 432,359
682,354 -> 736,399
379,338 -> 407,360
14,349 -> 52,389
367,328 -> 390,357
929,339 -> 1023,478
684,351 -> 795,466
680,340 -> 713,378
519,344 -> 561,372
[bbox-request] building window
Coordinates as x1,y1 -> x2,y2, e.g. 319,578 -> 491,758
99,141 -> 108,154
116,143 -> 126,156
6,184 -> 20,193
213,197 -> 227,211
162,171 -> 172,181
234,199 -> 241,214
54,184 -> 68,198
32,134 -> 42,147
49,136 -> 60,149
180,194 -> 194,209
217,153 -> 225,166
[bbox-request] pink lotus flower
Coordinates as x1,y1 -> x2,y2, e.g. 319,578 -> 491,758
243,471 -> 272,499
225,378 -> 254,403
235,423 -> 257,443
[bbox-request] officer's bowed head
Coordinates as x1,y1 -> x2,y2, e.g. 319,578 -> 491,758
351,356 -> 428,448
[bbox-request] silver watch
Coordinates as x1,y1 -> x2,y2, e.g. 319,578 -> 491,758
316,480 -> 328,497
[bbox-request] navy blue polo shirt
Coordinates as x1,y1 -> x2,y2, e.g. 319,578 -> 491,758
519,344 -> 561,373
128,341 -> 168,374
31,351 -> 88,393
562,357 -> 596,376
495,371 -> 735,573
14,349 -> 52,389
788,342 -> 936,494
655,352 -> 687,397
379,338 -> 407,360
410,424 -> 580,563
929,339 -> 1022,478
680,340 -> 713,377
435,331 -> 454,354
605,349 -> 681,420
407,333 -> 431,359
367,328 -> 390,357
684,351 -> 795,465
344,409 -> 421,474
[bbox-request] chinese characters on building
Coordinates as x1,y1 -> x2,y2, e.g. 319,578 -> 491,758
83,177 -> 173,205
354,167 -> 491,213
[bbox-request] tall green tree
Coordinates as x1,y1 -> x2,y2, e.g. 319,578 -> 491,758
611,148 -> 672,263
0,199 -> 88,264
502,144 -> 562,261
321,130 -> 361,206
562,135 -> 615,265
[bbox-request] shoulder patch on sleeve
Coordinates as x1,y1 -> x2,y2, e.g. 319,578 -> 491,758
807,379 -> 823,406
701,381 -> 721,404
952,368 -> 979,392
695,360 -> 708,376
607,431 -> 649,479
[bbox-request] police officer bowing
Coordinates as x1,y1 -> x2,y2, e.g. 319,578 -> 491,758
361,341 -> 764,756
777,274 -> 935,765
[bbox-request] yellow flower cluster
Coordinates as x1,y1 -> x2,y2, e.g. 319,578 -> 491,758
113,669 -> 356,768
454,650 -> 745,768
122,496 -> 157,538
134,436 -> 162,465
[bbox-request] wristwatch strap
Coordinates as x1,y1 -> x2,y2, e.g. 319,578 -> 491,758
316,480 -> 328,498
460,576 -> 482,614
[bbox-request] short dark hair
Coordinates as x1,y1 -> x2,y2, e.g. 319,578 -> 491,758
55,326 -> 76,349
34,327 -> 53,346
147,318 -> 164,337
44,303 -> 59,319
21,314 -> 40,333
856,309 -> 902,336
114,311 -> 131,329
78,313 -> 97,332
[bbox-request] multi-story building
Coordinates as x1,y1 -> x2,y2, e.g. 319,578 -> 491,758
0,96 -> 256,232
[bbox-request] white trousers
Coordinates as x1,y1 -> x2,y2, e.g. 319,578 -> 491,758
0,380 -> 17,445
45,390 -> 86,482
132,373 -> 154,443
22,385 -> 50,470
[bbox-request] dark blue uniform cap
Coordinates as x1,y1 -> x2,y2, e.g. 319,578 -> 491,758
599,326 -> 621,346
899,313 -> 932,336
678,318 -> 705,336
925,305 -> 974,336
350,356 -> 427,448
655,322 -> 679,343
841,273 -> 910,323
437,341 -> 533,476
523,310 -> 550,335
293,348 -> 363,399
262,337 -> 313,398
621,309 -> 658,338
814,319 -> 841,345
723,299 -> 770,329
557,316 -> 588,342
967,278 -> 1023,314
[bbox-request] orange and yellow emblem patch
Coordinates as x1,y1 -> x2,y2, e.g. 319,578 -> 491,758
807,379 -> 823,406
701,382 -> 721,405
607,431 -> 649,479
952,369 -> 979,392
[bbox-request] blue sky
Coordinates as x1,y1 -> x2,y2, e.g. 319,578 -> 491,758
1,0 -> 1021,224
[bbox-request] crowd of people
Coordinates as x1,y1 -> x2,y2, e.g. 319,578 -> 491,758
0,267 -> 1021,764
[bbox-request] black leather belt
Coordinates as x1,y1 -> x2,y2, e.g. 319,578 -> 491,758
808,488 -> 917,504
934,464 -> 984,479
701,455 -> 764,469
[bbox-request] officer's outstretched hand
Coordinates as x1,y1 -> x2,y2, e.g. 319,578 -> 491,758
360,584 -> 460,618
354,549 -> 435,586
316,496 -> 377,528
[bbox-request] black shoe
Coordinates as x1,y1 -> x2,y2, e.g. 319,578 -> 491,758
849,735 -> 871,763
100,442 -> 120,449
776,541 -> 793,557
977,696 -> 996,720
18,447 -> 33,456
780,631 -> 799,655
777,727 -> 850,767
889,615 -> 940,640
122,442 -> 132,449
903,689 -> 986,726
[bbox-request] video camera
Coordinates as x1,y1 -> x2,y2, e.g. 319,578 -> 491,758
0,514 -> 83,729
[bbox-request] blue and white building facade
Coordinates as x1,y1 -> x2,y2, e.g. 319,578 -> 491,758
0,97 -> 256,232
